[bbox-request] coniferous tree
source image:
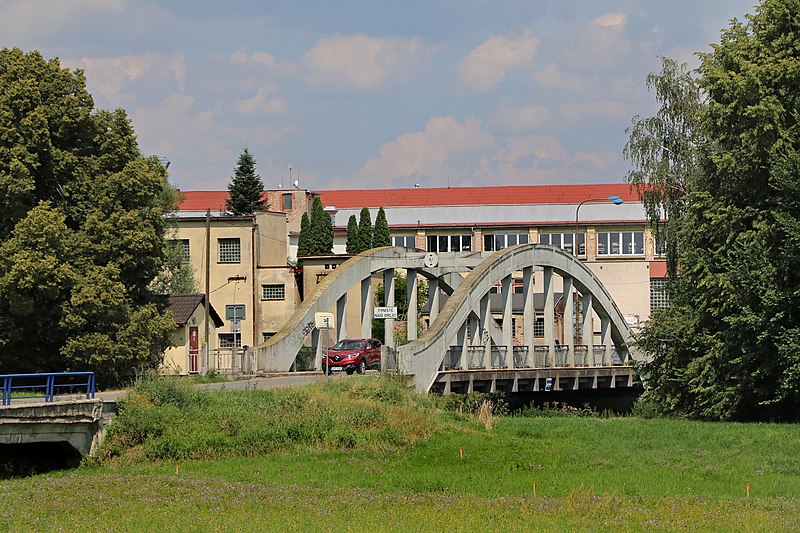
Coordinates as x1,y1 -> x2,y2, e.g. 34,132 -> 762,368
307,196 -> 333,255
346,215 -> 359,254
297,212 -> 311,257
357,207 -> 373,252
226,147 -> 266,215
373,207 -> 391,247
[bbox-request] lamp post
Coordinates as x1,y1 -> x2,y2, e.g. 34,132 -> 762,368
574,196 -> 623,256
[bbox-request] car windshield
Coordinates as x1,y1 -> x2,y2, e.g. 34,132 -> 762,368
332,340 -> 365,350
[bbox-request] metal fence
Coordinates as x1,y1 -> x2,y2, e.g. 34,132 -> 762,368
1,372 -> 95,406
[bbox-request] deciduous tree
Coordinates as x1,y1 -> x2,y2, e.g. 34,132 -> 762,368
637,0 -> 800,421
0,48 -> 175,385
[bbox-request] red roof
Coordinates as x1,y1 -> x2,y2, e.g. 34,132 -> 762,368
178,191 -> 230,211
178,184 -> 637,211
317,184 -> 637,208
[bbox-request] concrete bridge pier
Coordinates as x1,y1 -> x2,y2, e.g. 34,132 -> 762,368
0,399 -> 116,457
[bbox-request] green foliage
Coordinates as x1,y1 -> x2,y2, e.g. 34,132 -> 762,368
225,147 -> 266,215
624,56 -> 703,278
357,207 -> 373,252
345,214 -> 359,254
98,373 -> 435,464
373,206 -> 391,247
300,196 -> 333,256
375,273 -> 428,320
297,212 -> 311,257
0,48 -> 175,385
636,1 -> 800,421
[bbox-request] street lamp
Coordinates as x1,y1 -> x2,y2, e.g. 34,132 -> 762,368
574,195 -> 623,256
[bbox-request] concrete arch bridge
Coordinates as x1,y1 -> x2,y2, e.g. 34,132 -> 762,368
256,245 -> 639,393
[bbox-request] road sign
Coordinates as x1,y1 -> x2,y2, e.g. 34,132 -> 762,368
314,312 -> 335,329
231,319 -> 241,333
373,306 -> 398,319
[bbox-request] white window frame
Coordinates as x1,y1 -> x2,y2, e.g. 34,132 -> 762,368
484,233 -> 529,252
597,231 -> 644,256
218,333 -> 241,348
426,234 -> 471,253
539,232 -> 586,256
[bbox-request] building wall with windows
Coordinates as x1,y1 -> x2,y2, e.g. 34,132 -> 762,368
177,184 -> 670,350
173,211 -> 299,357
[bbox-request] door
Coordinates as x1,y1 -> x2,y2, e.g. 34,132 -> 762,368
188,326 -> 199,374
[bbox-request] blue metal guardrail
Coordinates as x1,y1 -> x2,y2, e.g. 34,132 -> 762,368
1,372 -> 95,406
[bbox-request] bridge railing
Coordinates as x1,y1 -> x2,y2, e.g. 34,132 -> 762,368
512,346 -> 529,368
574,344 -> 589,367
1,372 -> 95,406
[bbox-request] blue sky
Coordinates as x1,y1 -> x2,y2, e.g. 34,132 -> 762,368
1,0 -> 757,191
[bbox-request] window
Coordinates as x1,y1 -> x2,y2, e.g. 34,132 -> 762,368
650,278 -> 670,311
219,333 -> 241,348
426,234 -> 471,252
261,284 -> 285,300
655,236 -> 668,256
539,232 -> 586,255
225,304 -> 246,321
169,239 -> 190,262
282,193 -> 293,211
262,332 -> 276,342
597,231 -> 644,256
392,235 -> 416,249
218,238 -> 241,263
484,233 -> 529,251
533,317 -> 545,338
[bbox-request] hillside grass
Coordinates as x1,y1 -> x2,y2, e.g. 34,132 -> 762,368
1,374 -> 799,531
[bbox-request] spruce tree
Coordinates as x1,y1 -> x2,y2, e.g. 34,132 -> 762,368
346,215 -> 359,254
374,207 -> 391,247
297,212 -> 311,257
357,207 -> 373,252
226,147 -> 266,215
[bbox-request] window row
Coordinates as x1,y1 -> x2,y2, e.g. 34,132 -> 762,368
539,232 -> 586,255
597,232 -> 644,256
484,233 -> 529,251
426,234 -> 472,253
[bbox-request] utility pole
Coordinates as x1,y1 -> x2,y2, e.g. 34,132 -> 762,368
204,208 -> 211,373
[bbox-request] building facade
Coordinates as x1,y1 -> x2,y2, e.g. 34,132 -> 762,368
174,184 -> 667,370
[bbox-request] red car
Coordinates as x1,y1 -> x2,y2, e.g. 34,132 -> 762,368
322,338 -> 382,375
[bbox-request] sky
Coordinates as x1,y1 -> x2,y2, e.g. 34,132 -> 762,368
1,0 -> 758,192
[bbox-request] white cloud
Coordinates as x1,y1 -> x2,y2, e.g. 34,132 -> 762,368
232,85 -> 287,115
591,12 -> 628,31
531,63 -> 590,94
458,32 -> 539,92
348,116 -> 495,186
67,53 -> 186,104
229,47 -> 296,76
559,100 -> 630,123
492,105 -> 552,132
0,0 -> 125,41
303,34 -> 431,91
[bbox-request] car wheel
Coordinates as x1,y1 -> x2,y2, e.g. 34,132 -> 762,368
345,368 -> 354,375
357,359 -> 366,374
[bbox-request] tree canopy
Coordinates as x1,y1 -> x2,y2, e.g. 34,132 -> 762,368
0,48 -> 175,385
373,207 -> 391,247
298,196 -> 333,256
357,207 -> 373,253
226,147 -> 266,215
345,215 -> 359,254
634,0 -> 800,421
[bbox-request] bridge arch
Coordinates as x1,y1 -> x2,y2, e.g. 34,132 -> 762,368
255,247 -> 479,372
256,244 -> 637,393
397,244 -> 636,392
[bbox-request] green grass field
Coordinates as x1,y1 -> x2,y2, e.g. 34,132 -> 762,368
1,374 -> 798,531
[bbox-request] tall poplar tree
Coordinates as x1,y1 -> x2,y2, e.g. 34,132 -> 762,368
297,212 -> 311,257
373,207 -> 391,247
357,207 -> 373,252
346,215 -> 359,254
226,147 -> 266,215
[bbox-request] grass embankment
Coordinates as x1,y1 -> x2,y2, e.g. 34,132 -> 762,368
1,374 -> 799,531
